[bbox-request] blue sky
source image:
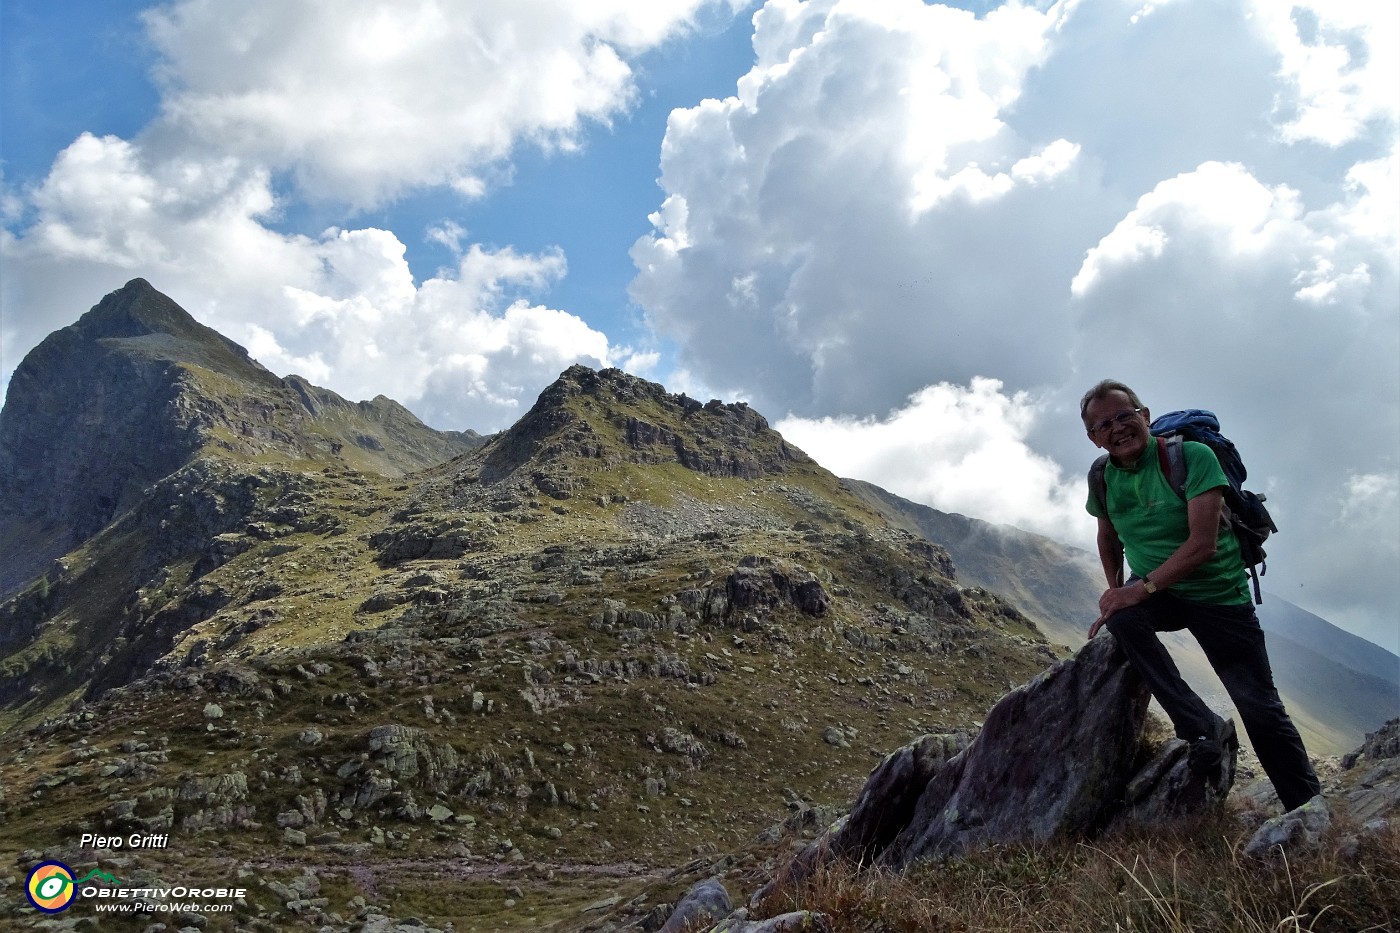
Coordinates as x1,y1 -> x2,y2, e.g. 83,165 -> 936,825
2,2 -> 159,171
1,0 -> 1396,654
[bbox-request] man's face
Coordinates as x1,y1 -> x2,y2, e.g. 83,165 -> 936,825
1085,390 -> 1151,464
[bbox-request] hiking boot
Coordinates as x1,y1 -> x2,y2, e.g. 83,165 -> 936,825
1188,716 -> 1236,777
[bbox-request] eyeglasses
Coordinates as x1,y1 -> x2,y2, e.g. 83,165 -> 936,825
1088,409 -> 1142,435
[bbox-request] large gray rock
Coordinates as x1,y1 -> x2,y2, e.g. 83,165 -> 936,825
768,631 -> 1241,888
880,633 -> 1150,867
1243,795 -> 1331,860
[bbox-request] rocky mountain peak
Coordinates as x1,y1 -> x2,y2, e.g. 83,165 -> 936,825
75,277 -> 209,337
0,280 -> 474,599
477,364 -> 809,486
62,277 -> 274,380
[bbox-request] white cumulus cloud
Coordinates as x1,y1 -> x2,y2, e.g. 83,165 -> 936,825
1,133 -> 613,431
778,378 -> 1092,543
631,0 -> 1399,650
1249,0 -> 1399,147
142,0 -> 742,206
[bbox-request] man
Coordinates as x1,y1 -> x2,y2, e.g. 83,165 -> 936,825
1081,379 -> 1320,812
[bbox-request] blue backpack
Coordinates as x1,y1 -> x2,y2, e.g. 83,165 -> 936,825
1089,409 -> 1277,603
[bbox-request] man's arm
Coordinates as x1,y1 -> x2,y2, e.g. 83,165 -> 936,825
1094,487 -> 1225,627
1088,516 -> 1125,638
1096,516 -> 1124,589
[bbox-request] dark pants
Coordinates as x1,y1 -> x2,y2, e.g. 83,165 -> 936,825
1106,593 -> 1321,811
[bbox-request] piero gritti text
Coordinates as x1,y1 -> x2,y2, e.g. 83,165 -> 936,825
78,832 -> 170,849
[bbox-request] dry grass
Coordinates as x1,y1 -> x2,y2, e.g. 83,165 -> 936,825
752,808 -> 1399,933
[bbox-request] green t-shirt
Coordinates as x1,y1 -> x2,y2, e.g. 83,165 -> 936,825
1085,437 -> 1251,606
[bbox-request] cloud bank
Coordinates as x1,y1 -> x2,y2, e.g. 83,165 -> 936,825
631,0 -> 1398,648
778,378 -> 1092,543
141,0 -> 735,207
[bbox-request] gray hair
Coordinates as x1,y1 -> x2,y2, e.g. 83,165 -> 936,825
1079,379 -> 1145,426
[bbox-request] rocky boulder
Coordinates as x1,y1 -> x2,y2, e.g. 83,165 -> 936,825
655,878 -> 832,933
766,633 -> 1238,882
724,556 -> 830,618
658,878 -> 732,933
879,634 -> 1152,866
1243,795 -> 1332,860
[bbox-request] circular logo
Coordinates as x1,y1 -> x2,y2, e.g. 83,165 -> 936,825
26,861 -> 76,913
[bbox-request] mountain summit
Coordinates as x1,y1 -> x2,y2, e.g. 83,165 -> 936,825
0,279 -> 477,597
477,363 -> 807,485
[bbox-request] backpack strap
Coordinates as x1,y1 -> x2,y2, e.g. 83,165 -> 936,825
1089,454 -> 1109,517
1160,434 -> 1264,603
1157,434 -> 1188,500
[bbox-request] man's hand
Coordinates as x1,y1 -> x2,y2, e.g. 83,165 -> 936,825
1089,581 -> 1149,639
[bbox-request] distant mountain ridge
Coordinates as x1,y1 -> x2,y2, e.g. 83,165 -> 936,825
844,478 -> 1399,756
1262,597 -> 1399,686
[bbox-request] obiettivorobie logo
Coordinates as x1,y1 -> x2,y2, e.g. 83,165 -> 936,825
25,860 -> 245,916
25,862 -> 121,913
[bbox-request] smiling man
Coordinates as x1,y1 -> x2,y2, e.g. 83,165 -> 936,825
1081,379 -> 1320,812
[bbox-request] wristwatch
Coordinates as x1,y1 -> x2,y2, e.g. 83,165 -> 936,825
1142,576 -> 1158,595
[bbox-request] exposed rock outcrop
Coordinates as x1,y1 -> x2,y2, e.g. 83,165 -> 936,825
656,878 -> 832,933
763,633 -> 1238,887
1332,717 -> 1400,823
724,556 -> 831,618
